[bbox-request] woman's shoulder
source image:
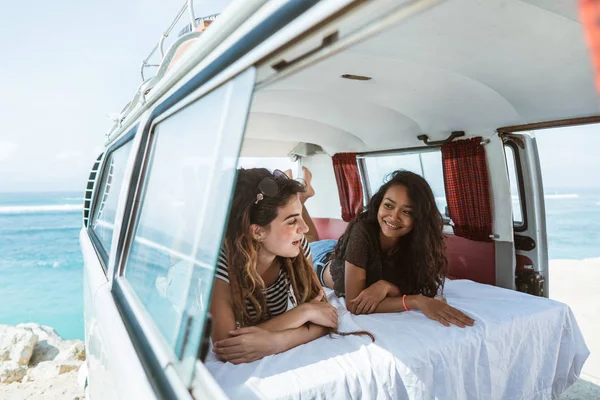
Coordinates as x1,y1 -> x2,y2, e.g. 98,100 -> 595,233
348,219 -> 377,241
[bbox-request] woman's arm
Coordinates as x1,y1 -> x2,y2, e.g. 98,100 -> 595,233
344,261 -> 368,312
258,295 -> 337,332
209,279 -> 238,343
344,262 -> 398,314
213,323 -> 327,364
257,304 -> 311,331
357,292 -> 474,328
344,262 -> 473,327
211,277 -> 335,337
275,323 -> 327,353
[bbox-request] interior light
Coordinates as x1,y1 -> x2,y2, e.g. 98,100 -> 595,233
341,74 -> 372,81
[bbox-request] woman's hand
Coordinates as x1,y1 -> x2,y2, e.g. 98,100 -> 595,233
415,295 -> 475,328
349,280 -> 392,314
300,298 -> 338,328
213,326 -> 281,364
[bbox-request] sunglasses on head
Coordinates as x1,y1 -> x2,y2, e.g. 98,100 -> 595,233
255,169 -> 305,204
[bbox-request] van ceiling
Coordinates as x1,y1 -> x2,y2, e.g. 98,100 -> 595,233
244,0 -> 597,156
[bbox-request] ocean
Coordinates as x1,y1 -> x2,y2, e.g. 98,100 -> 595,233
545,190 -> 600,260
0,190 -> 599,341
0,192 -> 84,340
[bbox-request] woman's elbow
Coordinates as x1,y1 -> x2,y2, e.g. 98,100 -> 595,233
211,327 -> 232,344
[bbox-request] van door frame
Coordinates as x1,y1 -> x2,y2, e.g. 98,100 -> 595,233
497,116 -> 600,298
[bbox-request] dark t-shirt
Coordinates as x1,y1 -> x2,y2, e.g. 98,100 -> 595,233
329,219 -> 412,296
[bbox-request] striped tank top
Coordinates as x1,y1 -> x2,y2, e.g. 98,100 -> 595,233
215,236 -> 312,320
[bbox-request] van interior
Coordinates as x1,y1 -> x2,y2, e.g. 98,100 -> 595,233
238,0 -> 597,292
83,0 -> 596,399
198,0 -> 594,397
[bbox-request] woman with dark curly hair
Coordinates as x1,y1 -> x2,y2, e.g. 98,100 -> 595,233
314,170 -> 474,328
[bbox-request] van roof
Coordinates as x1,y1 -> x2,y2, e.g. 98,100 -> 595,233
108,0 -> 598,155
244,0 -> 598,155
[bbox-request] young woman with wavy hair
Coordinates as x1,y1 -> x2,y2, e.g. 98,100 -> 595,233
313,170 -> 475,328
209,167 -> 340,364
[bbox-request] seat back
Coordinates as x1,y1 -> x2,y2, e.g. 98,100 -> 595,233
313,218 -> 496,285
313,218 -> 348,240
445,234 -> 496,285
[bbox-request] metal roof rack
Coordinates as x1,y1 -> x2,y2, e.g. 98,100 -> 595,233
106,0 -> 219,138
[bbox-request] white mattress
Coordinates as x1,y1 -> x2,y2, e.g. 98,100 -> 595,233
205,280 -> 589,400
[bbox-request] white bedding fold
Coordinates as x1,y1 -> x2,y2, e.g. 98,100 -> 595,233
206,280 -> 589,400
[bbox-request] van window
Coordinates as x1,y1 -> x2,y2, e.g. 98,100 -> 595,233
119,71 -> 253,363
90,141 -> 133,264
363,150 -> 448,217
504,144 -> 524,226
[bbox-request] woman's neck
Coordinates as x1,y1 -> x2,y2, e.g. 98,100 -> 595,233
256,247 -> 278,276
378,231 -> 400,256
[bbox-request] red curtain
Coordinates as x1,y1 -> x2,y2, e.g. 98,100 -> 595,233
332,153 -> 364,222
581,0 -> 600,94
441,137 -> 493,242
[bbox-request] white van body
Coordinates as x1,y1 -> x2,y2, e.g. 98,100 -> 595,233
80,0 -> 595,398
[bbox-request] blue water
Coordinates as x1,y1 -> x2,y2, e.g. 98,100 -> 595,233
0,192 -> 84,340
544,190 -> 600,260
0,190 -> 598,341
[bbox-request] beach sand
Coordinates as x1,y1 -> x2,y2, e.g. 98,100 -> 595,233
551,258 -> 600,399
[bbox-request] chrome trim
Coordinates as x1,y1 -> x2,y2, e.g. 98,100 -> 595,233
141,31 -> 203,104
115,278 -> 177,368
187,0 -> 198,29
356,156 -> 371,206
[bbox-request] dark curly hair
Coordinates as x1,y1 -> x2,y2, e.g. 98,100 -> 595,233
334,170 -> 447,297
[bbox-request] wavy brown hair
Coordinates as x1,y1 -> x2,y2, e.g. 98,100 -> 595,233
224,168 -> 374,342
334,170 -> 447,297
224,168 -> 322,327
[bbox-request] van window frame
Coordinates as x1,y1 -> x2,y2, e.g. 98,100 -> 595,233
98,0 -> 331,395
504,140 -> 528,232
110,71 -> 256,399
87,125 -> 138,271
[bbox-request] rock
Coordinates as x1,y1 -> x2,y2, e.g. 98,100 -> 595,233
0,361 -> 27,384
0,323 -> 85,399
57,362 -> 81,375
16,323 -> 63,366
15,323 -> 86,365
0,325 -> 38,366
0,366 -> 84,398
25,360 -> 82,381
55,341 -> 86,362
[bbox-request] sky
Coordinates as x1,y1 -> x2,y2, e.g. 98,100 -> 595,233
0,0 -> 229,193
0,0 -> 598,193
536,124 -> 600,191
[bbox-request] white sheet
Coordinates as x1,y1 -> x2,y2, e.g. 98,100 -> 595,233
205,280 -> 589,400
